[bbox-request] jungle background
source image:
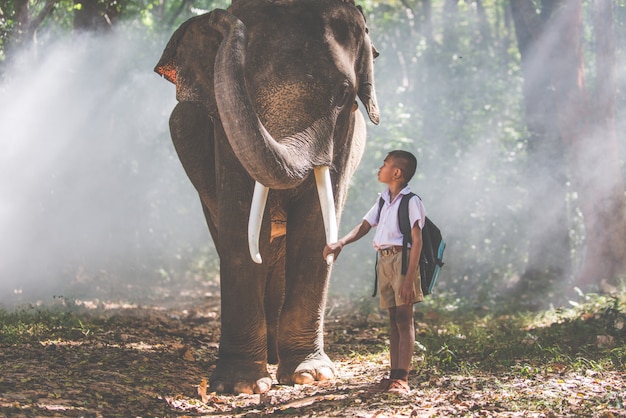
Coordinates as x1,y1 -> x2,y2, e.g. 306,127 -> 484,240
1,0 -> 625,416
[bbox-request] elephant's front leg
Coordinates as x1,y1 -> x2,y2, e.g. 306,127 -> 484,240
277,194 -> 335,385
212,257 -> 273,394
210,146 -> 273,395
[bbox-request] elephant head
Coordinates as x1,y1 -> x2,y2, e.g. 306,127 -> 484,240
155,0 -> 379,263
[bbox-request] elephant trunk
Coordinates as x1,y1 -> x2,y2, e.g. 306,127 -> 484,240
209,9 -> 338,264
209,9 -> 333,189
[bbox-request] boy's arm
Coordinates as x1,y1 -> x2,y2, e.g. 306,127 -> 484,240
323,220 -> 372,260
400,221 -> 423,304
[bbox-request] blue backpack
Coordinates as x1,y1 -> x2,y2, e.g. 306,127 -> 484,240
375,193 -> 445,296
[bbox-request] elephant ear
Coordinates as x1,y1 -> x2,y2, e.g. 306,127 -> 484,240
154,13 -> 221,116
357,33 -> 380,125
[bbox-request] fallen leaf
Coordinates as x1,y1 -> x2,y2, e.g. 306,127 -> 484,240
198,378 -> 208,403
183,347 -> 195,361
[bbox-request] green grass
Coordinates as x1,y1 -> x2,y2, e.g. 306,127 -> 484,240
408,291 -> 626,376
0,300 -> 97,344
1,290 -> 624,377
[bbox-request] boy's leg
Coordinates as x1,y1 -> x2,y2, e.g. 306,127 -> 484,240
368,306 -> 399,393
385,303 -> 413,393
377,254 -> 416,392
372,255 -> 397,392
394,304 -> 414,375
388,306 -> 399,370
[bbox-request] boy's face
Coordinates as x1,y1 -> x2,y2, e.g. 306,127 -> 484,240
377,156 -> 400,184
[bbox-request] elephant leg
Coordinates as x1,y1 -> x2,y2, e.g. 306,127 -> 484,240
211,263 -> 273,394
201,201 -> 219,252
169,101 -> 219,234
276,191 -> 335,385
209,137 -> 273,395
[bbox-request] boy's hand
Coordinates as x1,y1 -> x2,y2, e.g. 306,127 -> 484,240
323,242 -> 343,261
399,275 -> 416,304
322,220 -> 370,262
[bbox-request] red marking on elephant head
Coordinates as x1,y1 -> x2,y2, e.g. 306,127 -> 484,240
156,64 -> 177,85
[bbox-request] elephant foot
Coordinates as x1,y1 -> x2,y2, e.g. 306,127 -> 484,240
277,352 -> 335,385
209,360 -> 272,395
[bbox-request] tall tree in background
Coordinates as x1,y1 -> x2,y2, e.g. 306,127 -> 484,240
510,0 -> 571,293
557,0 -> 626,290
1,0 -> 114,68
73,0 -> 119,32
0,0 -> 203,71
588,0 -> 626,289
1,0 -> 58,66
512,0 -> 626,293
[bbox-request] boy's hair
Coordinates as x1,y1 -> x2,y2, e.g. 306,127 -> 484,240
387,150 -> 417,183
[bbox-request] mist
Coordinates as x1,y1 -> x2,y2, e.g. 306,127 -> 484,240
1,5 -> 625,309
0,29 -> 210,306
330,6 -> 626,301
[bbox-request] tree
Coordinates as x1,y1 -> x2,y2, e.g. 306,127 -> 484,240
556,0 -> 626,290
0,0 -> 58,66
73,0 -> 119,32
510,0 -> 572,294
588,1 -> 626,289
511,0 -> 626,293
0,0 -> 220,72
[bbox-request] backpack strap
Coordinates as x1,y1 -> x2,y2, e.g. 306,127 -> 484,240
372,251 -> 380,297
398,193 -> 416,275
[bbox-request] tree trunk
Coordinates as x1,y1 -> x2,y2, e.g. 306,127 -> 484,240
546,0 -> 626,291
2,0 -> 57,66
570,0 -> 626,290
510,0 -> 571,294
5,0 -> 31,60
74,0 -> 114,32
442,0 -> 459,48
420,0 -> 434,44
591,4 -> 626,282
474,0 -> 492,46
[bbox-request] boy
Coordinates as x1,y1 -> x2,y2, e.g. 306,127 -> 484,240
323,150 -> 425,394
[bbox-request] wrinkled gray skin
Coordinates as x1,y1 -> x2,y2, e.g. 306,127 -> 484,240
155,0 -> 379,394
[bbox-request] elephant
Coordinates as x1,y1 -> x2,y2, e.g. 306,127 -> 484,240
154,0 -> 379,394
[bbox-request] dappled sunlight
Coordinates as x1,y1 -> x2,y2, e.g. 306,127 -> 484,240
1,292 -> 624,415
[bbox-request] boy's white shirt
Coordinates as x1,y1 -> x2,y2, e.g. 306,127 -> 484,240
363,186 -> 427,250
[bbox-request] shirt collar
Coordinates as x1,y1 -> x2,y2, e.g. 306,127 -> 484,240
382,185 -> 412,204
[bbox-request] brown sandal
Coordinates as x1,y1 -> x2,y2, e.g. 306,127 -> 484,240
387,379 -> 410,394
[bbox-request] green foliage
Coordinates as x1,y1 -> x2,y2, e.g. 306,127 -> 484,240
408,291 -> 626,375
0,0 -> 231,65
0,299 -> 96,344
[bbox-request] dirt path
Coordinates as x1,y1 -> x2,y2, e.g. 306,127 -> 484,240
1,294 -> 624,417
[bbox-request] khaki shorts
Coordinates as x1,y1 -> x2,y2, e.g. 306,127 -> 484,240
377,251 -> 424,309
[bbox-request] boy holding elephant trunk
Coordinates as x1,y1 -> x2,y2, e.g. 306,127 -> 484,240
323,150 -> 425,394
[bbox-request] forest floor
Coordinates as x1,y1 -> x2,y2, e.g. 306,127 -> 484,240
1,275 -> 625,417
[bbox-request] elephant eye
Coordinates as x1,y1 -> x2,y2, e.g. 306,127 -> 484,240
335,81 -> 353,109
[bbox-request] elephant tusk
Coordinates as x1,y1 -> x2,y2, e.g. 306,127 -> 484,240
248,181 -> 269,264
314,166 -> 338,265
